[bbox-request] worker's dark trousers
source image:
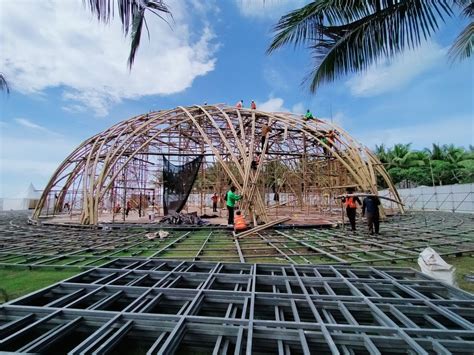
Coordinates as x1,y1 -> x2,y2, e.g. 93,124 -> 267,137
367,213 -> 380,235
227,206 -> 234,225
213,202 -> 217,212
346,208 -> 357,231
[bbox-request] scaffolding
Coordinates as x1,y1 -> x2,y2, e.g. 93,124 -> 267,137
31,105 -> 403,226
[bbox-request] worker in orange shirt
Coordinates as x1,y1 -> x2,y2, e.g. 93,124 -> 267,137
342,188 -> 361,232
234,211 -> 248,233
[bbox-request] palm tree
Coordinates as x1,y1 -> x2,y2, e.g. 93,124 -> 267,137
268,0 -> 473,92
424,143 -> 446,161
387,144 -> 413,169
444,144 -> 474,182
374,144 -> 389,164
84,0 -> 171,68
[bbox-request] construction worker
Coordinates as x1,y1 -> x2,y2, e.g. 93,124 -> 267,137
326,130 -> 336,151
236,100 -> 243,109
320,133 -> 329,156
362,194 -> 381,235
226,186 -> 241,226
234,211 -> 247,232
304,109 -> 314,120
126,200 -> 132,217
342,188 -> 361,232
261,123 -> 272,150
250,100 -> 257,109
211,193 -> 219,212
251,152 -> 260,170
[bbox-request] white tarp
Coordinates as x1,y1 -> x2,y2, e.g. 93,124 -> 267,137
418,247 -> 456,286
0,183 -> 41,211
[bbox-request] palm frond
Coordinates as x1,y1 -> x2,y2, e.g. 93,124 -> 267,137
306,0 -> 453,92
84,0 -> 170,68
268,0 -> 374,54
128,6 -> 145,68
0,73 -> 9,94
448,1 -> 474,62
269,0 -> 454,92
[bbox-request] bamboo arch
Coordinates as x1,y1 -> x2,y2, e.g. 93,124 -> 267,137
32,105 -> 403,225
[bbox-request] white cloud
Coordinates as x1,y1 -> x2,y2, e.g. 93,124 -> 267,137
1,0 -> 218,116
346,41 -> 446,97
353,115 -> 474,150
257,97 -> 305,114
235,0 -> 309,19
258,97 -> 287,112
14,118 -> 62,136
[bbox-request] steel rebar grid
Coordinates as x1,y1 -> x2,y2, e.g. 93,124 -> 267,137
1,257 -> 473,354
0,211 -> 473,269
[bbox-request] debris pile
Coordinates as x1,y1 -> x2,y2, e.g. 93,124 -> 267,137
145,230 -> 170,240
158,212 -> 208,225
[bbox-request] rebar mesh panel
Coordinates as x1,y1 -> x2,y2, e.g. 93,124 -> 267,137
162,155 -> 203,215
2,258 -> 473,354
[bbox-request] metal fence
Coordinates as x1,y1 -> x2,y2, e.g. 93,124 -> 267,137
380,183 -> 474,213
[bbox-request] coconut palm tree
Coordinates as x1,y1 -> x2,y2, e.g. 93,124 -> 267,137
268,0 -> 473,92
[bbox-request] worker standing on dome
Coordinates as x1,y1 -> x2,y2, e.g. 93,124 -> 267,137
236,100 -> 243,109
250,100 -> 257,109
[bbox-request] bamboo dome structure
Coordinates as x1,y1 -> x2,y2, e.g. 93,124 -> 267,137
32,104 -> 403,225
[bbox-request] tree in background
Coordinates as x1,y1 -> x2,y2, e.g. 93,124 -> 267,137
376,143 -> 474,187
268,0 -> 473,92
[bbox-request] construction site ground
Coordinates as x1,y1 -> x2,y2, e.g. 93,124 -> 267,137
1,210 -> 473,299
1,210 -> 473,353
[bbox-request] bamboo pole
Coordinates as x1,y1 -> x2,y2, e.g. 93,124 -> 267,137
235,217 -> 291,238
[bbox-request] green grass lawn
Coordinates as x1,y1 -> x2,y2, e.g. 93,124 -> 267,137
0,269 -> 79,303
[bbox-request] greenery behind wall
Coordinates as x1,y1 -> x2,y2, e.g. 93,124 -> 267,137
375,144 -> 474,188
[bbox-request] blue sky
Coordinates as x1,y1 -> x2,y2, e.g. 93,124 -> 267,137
0,0 -> 473,197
